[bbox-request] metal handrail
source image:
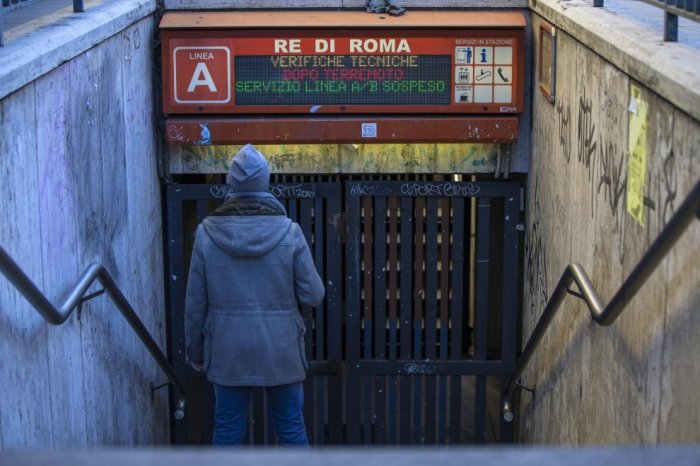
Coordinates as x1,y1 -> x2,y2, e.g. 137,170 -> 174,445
591,0 -> 700,42
502,177 -> 700,422
0,245 -> 186,420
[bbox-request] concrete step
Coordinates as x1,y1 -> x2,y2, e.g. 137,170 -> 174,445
2,447 -> 700,466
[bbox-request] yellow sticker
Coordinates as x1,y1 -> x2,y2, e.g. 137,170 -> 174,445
626,84 -> 648,227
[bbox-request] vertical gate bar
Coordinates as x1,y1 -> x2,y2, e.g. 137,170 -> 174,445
388,197 -> 399,352
475,366 -> 487,442
387,196 -> 399,444
474,197 -> 492,443
300,198 -> 316,443
499,189 -> 520,443
345,186 -> 362,444
280,197 -> 290,216
201,381 -> 215,444
314,197 -> 325,363
267,388 -> 276,445
314,196 -> 326,444
276,192 -> 292,441
299,197 -> 314,329
326,187 -> 343,444
196,199 -> 210,224
363,378 -> 372,445
399,196 -> 414,444
303,374 -> 315,444
166,186 -> 188,444
194,187 -> 211,452
438,197 -> 451,444
664,11 -> 679,42
266,388 -> 276,445
413,197 -> 426,360
252,387 -> 265,444
361,375 -> 371,445
362,196 -> 374,445
288,198 -> 299,223
412,197 -> 426,444
362,196 -> 374,356
300,197 -> 313,247
424,197 -> 439,444
449,197 -> 466,443
373,196 -> 388,444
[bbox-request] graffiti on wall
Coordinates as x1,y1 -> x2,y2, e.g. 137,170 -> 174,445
525,173 -> 549,319
576,91 -> 597,175
556,101 -> 572,164
556,91 -> 626,229
546,78 -> 680,263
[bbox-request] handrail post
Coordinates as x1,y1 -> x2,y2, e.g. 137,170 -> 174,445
664,11 -> 679,41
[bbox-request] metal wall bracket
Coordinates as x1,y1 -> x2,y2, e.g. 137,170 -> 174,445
566,287 -> 585,301
76,289 -> 105,320
151,382 -> 186,420
150,381 -> 170,402
515,379 -> 535,395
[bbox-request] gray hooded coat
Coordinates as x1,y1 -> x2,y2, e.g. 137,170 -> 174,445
184,195 -> 325,387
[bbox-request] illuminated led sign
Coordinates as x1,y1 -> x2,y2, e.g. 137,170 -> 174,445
234,54 -> 451,106
161,12 -> 525,115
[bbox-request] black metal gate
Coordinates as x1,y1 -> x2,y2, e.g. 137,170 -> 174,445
166,177 -> 521,445
344,180 -> 520,444
167,181 -> 343,445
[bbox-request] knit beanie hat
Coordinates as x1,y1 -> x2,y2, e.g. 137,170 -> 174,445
226,144 -> 270,193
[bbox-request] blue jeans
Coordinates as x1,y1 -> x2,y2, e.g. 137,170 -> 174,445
213,382 -> 309,446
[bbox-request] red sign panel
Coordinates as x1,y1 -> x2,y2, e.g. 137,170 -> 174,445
161,13 -> 525,115
173,46 -> 231,104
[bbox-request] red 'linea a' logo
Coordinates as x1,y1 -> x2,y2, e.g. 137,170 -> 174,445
173,46 -> 231,104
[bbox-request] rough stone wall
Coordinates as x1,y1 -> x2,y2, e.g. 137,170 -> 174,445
0,16 -> 169,448
521,12 -> 700,445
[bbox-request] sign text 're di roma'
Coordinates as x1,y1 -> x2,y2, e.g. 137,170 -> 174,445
274,38 -> 412,54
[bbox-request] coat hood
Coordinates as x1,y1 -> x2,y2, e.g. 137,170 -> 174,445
202,215 -> 293,258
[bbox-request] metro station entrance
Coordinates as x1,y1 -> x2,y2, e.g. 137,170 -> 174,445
165,174 -> 522,445
160,10 -> 526,445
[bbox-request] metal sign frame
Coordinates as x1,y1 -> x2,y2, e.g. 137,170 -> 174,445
160,11 -> 526,116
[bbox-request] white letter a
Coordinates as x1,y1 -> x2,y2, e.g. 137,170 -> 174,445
187,63 -> 217,92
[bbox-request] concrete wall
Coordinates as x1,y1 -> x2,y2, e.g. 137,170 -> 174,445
0,1 -> 168,448
3,0 -> 697,449
521,0 -> 700,445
